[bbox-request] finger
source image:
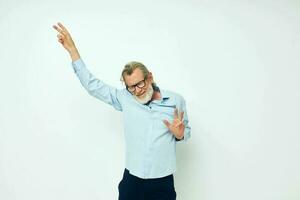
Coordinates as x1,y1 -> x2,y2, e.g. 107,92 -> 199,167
180,111 -> 184,121
174,108 -> 178,119
53,24 -> 68,36
163,120 -> 171,128
57,34 -> 65,40
58,22 -> 69,33
53,25 -> 63,34
174,120 -> 183,127
173,118 -> 182,127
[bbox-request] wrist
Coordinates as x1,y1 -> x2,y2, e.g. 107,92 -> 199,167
68,46 -> 78,54
69,47 -> 80,61
175,133 -> 184,140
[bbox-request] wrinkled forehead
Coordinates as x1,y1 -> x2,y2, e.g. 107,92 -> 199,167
124,68 -> 145,86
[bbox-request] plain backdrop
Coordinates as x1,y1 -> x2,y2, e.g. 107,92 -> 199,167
0,0 -> 300,199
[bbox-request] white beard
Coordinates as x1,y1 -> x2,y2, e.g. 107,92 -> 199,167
134,84 -> 154,104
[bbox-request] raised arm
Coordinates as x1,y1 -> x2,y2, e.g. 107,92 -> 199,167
53,22 -> 80,62
52,22 -> 124,111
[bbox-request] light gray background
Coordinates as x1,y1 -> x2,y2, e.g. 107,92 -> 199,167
0,0 -> 299,199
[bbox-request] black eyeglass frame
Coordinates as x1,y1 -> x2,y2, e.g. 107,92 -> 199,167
126,76 -> 148,93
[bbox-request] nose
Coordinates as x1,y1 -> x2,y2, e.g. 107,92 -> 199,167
135,87 -> 143,95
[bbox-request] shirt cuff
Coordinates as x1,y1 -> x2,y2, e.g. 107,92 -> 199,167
71,58 -> 85,73
175,127 -> 191,143
175,137 -> 184,141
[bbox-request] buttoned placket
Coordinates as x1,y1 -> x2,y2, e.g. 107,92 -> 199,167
142,99 -> 167,178
143,101 -> 154,178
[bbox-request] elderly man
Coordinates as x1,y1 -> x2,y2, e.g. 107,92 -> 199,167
53,22 -> 191,200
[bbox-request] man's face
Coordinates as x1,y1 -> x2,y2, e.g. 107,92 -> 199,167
124,68 -> 154,103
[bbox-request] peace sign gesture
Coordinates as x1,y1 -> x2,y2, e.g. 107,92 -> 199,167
53,22 -> 74,50
52,22 -> 80,61
163,108 -> 185,140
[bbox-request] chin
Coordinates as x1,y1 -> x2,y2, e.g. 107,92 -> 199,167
138,93 -> 146,98
134,85 -> 154,104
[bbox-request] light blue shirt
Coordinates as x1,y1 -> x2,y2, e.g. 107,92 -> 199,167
72,58 -> 191,179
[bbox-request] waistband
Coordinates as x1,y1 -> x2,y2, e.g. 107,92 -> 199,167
123,168 -> 174,182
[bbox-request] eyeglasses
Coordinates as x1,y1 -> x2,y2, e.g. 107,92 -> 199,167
126,78 -> 147,93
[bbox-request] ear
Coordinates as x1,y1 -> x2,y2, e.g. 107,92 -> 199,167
123,74 -> 130,86
148,72 -> 153,83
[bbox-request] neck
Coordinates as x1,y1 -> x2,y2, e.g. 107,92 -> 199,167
151,90 -> 161,100
151,83 -> 161,100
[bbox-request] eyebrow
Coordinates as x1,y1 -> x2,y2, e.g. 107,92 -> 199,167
127,79 -> 144,87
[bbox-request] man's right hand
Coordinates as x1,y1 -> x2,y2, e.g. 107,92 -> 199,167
53,22 -> 80,61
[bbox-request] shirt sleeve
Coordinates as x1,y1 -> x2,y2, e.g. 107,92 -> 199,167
71,58 -> 123,111
176,96 -> 191,143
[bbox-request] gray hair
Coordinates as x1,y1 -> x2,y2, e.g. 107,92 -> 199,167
120,61 -> 150,83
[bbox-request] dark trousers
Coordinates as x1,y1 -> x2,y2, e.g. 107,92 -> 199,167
118,168 -> 177,200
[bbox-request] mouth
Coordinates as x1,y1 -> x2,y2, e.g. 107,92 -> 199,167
137,92 -> 145,97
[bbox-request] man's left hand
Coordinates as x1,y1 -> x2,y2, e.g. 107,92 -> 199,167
163,108 -> 185,140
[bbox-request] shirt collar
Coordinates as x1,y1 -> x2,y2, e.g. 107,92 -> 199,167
152,84 -> 170,100
142,85 -> 171,106
159,89 -> 170,101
